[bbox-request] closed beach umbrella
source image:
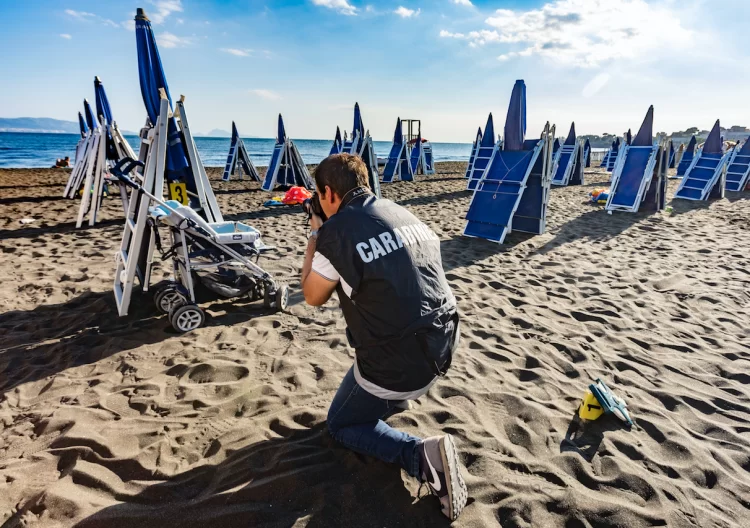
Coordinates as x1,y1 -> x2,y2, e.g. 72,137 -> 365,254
277,114 -> 287,143
78,112 -> 88,138
504,80 -> 526,151
83,99 -> 97,130
93,76 -> 114,126
134,8 -> 191,186
564,122 -> 576,146
353,103 -> 364,138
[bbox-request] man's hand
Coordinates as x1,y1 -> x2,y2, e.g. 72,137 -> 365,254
309,213 -> 323,231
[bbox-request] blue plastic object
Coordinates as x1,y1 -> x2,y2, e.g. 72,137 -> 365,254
588,379 -> 633,427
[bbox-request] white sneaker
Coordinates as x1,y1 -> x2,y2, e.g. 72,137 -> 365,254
418,435 -> 468,521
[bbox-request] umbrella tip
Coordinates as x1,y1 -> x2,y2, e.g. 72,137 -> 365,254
136,8 -> 149,21
94,75 -> 101,83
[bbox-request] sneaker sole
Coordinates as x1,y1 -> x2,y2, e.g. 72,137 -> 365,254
439,434 -> 468,521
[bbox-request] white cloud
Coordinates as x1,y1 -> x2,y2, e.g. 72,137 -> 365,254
122,19 -> 136,31
394,6 -> 420,18
67,9 -> 121,28
582,73 -> 611,97
440,30 -> 465,39
312,0 -> 358,16
64,9 -> 96,20
443,0 -> 692,66
60,33 -> 72,39
453,0 -> 473,6
150,0 -> 184,24
221,48 -> 253,57
157,32 -> 192,48
250,89 -> 282,101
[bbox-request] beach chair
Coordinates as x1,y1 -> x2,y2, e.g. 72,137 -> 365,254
382,118 -> 414,182
329,126 -> 343,156
676,136 -> 697,177
261,114 -> 313,191
467,113 -> 496,191
674,121 -> 728,201
66,78 -> 139,228
222,121 -> 260,182
421,140 -> 436,175
464,127 -> 482,179
409,133 -> 435,176
724,137 -> 750,192
333,103 -> 380,197
409,133 -> 431,176
605,106 -> 667,214
606,136 -> 623,172
583,139 -> 591,168
668,140 -> 676,169
551,123 -> 584,186
464,80 -> 554,243
600,141 -> 615,168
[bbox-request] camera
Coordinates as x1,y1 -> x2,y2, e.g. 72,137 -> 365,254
302,192 -> 327,222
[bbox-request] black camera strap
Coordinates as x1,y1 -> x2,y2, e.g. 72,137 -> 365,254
337,186 -> 372,213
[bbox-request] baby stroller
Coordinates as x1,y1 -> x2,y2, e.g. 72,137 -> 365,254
112,160 -> 288,333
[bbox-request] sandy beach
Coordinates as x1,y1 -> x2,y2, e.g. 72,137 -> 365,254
1,163 -> 749,527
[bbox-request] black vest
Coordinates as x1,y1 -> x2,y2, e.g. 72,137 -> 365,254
316,190 -> 459,392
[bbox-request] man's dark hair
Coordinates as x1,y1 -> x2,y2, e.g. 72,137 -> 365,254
314,153 -> 370,198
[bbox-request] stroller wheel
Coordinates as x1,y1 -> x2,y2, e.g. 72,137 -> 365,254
154,284 -> 188,314
170,304 -> 205,333
275,285 -> 289,312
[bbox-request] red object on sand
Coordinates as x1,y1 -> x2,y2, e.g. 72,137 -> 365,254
282,186 -> 312,205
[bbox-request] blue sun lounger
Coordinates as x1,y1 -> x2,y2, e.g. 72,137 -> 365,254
467,114 -> 496,191
261,114 -> 313,191
724,137 -> 750,192
551,123 -> 584,186
464,128 -> 482,179
383,118 -> 413,182
607,134 -> 627,172
676,136 -> 697,177
674,121 -> 728,201
464,80 -> 553,243
605,106 -> 667,213
409,132 -> 435,175
223,121 -> 260,182
600,141 -> 615,168
667,140 -> 676,169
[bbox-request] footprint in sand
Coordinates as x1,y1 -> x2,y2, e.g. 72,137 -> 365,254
181,361 -> 250,386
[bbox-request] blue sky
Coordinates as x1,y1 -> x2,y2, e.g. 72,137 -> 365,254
0,0 -> 749,142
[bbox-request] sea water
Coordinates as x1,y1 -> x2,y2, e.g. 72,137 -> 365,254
0,132 -> 473,169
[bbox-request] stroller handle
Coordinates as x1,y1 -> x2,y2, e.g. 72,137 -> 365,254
111,157 -> 146,189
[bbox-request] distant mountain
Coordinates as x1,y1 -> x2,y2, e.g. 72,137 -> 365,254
0,117 -> 81,134
0,117 -> 136,135
203,129 -> 232,138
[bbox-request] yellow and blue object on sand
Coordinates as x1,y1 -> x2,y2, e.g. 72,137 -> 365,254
578,379 -> 634,428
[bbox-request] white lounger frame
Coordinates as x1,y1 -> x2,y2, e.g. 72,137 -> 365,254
114,94 -> 223,317
550,141 -> 580,186
605,144 -> 659,213
674,150 -> 730,201
724,144 -> 750,192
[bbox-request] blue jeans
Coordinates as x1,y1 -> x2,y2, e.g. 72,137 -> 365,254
327,367 -> 422,478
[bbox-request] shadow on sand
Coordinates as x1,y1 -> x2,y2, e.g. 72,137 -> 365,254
0,287 -> 282,396
65,423 -> 453,528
